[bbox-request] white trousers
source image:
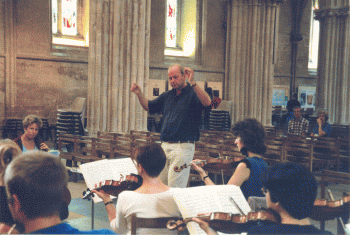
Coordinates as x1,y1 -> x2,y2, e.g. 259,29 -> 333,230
159,142 -> 195,188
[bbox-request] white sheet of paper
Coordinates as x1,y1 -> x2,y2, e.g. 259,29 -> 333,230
172,185 -> 251,235
79,158 -> 138,203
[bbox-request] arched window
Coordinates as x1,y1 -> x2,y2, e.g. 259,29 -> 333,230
308,0 -> 319,73
164,0 -> 200,59
52,0 -> 89,47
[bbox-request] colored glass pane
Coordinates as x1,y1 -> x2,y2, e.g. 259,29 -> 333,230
61,0 -> 77,36
52,0 -> 58,34
166,0 -> 177,48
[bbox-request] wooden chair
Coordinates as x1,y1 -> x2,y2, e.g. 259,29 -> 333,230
58,133 -> 76,162
264,137 -> 285,166
96,131 -> 125,158
73,136 -> 101,163
282,137 -> 314,172
311,137 -> 340,172
130,213 -> 182,235
312,170 -> 350,233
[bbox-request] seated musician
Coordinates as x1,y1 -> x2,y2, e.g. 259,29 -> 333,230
93,143 -> 181,235
0,140 -> 22,234
193,162 -> 333,235
310,110 -> 332,137
4,151 -> 115,234
192,118 -> 269,199
14,114 -> 49,152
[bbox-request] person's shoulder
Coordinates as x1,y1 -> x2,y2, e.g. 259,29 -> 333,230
80,229 -> 116,234
247,223 -> 332,235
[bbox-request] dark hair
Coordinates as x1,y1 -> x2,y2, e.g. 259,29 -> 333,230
231,118 -> 266,155
4,151 -> 68,220
293,106 -> 301,112
135,143 -> 166,177
22,114 -> 43,129
292,93 -> 298,99
263,162 -> 317,219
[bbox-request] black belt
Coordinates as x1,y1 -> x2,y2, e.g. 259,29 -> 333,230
163,140 -> 195,144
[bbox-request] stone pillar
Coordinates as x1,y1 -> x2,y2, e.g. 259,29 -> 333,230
87,0 -> 151,134
315,2 -> 350,124
225,0 -> 282,126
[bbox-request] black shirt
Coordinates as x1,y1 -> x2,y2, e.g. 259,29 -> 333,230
148,84 -> 205,142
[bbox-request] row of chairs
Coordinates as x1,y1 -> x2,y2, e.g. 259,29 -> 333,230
58,131 -> 162,167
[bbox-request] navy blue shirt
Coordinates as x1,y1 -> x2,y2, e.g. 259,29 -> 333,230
29,223 -> 115,234
148,84 -> 205,142
240,157 -> 269,199
247,223 -> 333,234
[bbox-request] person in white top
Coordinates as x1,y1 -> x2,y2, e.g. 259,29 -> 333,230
93,143 -> 181,235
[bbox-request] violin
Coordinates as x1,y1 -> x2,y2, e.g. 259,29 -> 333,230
167,209 -> 280,233
174,156 -> 244,172
83,173 -> 143,199
311,192 -> 350,221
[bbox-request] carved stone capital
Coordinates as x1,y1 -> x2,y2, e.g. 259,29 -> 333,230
314,7 -> 350,20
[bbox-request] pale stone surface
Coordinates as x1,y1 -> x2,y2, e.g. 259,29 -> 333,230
226,0 -> 282,126
315,3 -> 350,124
15,59 -> 88,123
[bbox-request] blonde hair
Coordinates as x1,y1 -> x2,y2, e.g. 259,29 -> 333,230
317,110 -> 329,122
0,139 -> 22,185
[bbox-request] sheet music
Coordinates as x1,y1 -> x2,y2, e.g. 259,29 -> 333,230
79,158 -> 137,203
172,185 -> 251,235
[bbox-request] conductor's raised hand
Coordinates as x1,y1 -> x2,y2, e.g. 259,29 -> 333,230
184,67 -> 195,86
130,82 -> 141,94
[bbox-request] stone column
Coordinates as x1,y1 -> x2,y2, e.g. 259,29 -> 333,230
87,0 -> 151,134
225,0 -> 283,126
315,3 -> 350,124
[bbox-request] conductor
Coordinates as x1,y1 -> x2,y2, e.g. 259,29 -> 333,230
130,64 -> 211,188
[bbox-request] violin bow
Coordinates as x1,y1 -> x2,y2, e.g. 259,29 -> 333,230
229,196 -> 246,216
327,189 -> 347,233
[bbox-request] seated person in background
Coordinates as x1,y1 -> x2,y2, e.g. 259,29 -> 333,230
192,118 -> 269,199
94,143 -> 181,235
285,93 -> 301,125
4,151 -> 115,234
14,114 -> 49,152
310,110 -> 332,137
288,106 -> 309,136
287,93 -> 301,115
0,140 -> 22,234
193,162 -> 333,235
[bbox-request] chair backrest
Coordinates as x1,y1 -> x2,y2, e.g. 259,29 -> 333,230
283,137 -> 314,171
130,213 -> 181,235
67,97 -> 86,113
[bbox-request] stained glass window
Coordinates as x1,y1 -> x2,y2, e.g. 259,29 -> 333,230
308,0 -> 319,70
61,0 -> 78,36
166,0 -> 178,48
52,0 -> 58,34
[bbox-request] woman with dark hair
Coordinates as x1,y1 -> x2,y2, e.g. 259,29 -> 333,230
93,143 -> 181,234
192,162 -> 332,235
14,115 -> 49,152
192,118 -> 269,199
